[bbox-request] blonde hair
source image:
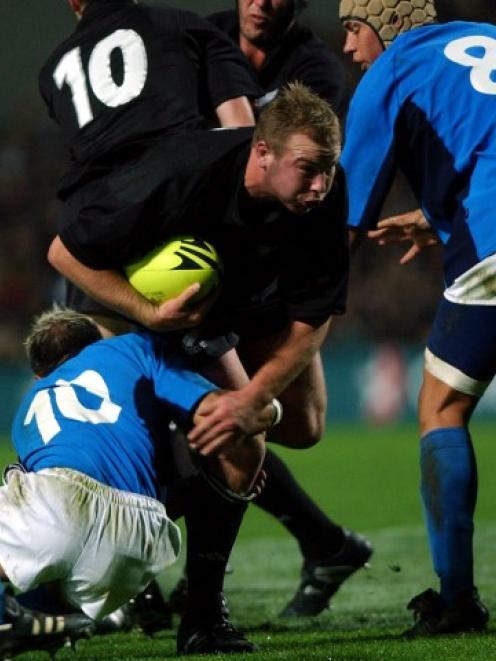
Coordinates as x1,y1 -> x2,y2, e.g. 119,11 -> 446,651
25,307 -> 102,376
253,82 -> 341,169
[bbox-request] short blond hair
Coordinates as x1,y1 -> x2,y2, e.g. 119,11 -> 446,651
25,307 -> 102,376
253,82 -> 341,170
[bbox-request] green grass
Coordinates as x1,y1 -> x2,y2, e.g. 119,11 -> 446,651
4,422 -> 496,660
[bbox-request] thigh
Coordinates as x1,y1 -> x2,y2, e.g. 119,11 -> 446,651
420,297 -> 496,433
239,334 -> 327,446
274,353 -> 327,446
238,333 -> 327,412
427,297 -> 496,390
65,478 -> 180,620
419,368 -> 479,435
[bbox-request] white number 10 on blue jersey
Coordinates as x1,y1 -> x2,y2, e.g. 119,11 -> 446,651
24,370 -> 122,444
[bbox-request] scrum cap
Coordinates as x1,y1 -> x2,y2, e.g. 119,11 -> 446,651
339,0 -> 437,47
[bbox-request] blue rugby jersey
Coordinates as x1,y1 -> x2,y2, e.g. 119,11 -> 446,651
341,22 -> 496,285
12,332 -> 215,499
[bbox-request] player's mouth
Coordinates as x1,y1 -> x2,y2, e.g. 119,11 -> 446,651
249,13 -> 269,28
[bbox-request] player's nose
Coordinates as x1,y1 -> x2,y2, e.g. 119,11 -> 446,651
310,172 -> 331,198
343,32 -> 356,54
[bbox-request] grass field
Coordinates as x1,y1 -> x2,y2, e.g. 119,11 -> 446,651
4,421 -> 496,660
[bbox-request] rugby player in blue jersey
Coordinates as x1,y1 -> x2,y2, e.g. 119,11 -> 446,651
339,0 -> 495,636
0,308 -> 268,657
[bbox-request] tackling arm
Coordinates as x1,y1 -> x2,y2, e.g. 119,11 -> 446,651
188,319 -> 330,452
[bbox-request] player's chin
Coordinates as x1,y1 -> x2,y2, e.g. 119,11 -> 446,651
284,200 -> 313,215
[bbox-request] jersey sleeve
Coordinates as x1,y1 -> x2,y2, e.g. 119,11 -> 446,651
147,334 -> 217,424
341,52 -> 401,230
179,12 -> 261,110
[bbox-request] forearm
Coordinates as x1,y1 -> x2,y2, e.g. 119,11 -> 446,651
241,319 -> 331,407
215,96 -> 255,127
47,235 -> 152,323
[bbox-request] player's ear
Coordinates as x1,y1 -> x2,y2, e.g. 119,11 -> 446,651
254,140 -> 271,168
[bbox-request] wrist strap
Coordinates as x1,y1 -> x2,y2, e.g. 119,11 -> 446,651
270,398 -> 283,427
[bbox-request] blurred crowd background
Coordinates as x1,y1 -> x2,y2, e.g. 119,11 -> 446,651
0,0 -> 493,428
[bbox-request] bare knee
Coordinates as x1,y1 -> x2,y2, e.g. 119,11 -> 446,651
206,433 -> 266,495
270,405 -> 325,448
418,372 -> 477,436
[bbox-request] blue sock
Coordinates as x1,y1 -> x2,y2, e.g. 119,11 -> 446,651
420,427 -> 477,606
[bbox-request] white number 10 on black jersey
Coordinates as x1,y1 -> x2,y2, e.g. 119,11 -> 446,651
53,29 -> 148,128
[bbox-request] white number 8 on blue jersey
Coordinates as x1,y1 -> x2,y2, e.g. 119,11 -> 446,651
445,36 -> 496,95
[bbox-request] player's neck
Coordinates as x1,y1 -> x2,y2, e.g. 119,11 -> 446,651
239,35 -> 267,71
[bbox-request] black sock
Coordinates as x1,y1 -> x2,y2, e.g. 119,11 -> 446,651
183,472 -> 247,616
255,450 -> 344,560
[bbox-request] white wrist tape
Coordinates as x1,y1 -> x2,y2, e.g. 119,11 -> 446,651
270,398 -> 283,427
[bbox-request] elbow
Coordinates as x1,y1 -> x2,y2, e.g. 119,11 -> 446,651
47,236 -> 60,269
47,236 -> 67,275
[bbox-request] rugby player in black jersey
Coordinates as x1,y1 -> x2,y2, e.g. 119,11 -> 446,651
47,78 -> 348,652
39,0 -> 260,333
205,0 -> 372,619
37,0 -> 265,655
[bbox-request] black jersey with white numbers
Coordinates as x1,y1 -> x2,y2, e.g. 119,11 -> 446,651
39,0 -> 259,166
58,128 -> 349,327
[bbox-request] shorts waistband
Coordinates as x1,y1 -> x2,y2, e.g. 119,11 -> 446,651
36,468 -> 167,515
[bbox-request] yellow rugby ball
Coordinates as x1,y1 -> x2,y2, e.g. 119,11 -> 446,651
125,236 -> 222,304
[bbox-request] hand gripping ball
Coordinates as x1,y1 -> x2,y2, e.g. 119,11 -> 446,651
125,236 -> 222,304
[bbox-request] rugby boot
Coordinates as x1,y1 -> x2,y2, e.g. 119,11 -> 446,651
0,592 -> 94,660
404,587 -> 489,637
177,592 -> 258,655
280,529 -> 373,617
131,580 -> 173,635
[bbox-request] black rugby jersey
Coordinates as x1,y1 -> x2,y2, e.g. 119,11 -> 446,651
39,0 -> 260,166
208,10 -> 346,117
59,128 -> 349,326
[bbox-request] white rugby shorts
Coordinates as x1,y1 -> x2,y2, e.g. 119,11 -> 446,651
0,467 -> 181,619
